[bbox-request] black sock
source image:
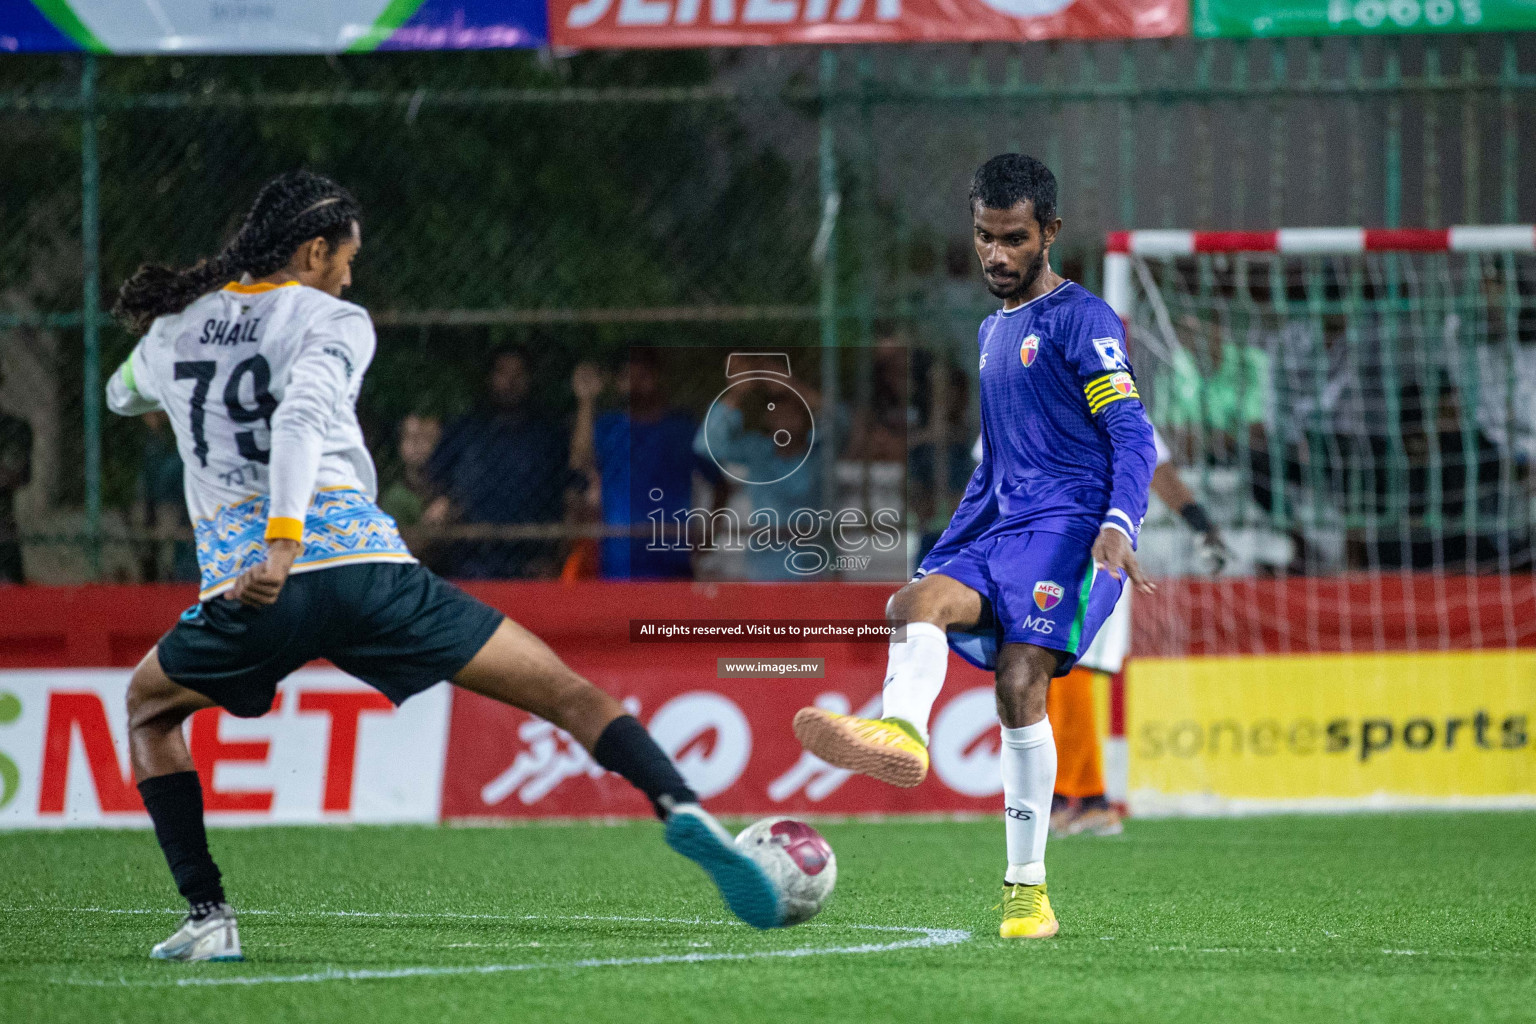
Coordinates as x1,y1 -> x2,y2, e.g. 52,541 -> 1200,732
1080,793 -> 1109,811
137,771 -> 225,910
592,715 -> 697,820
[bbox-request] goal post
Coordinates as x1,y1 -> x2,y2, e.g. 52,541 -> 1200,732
1102,226 -> 1536,814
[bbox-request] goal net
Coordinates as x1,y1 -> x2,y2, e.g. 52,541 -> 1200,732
1105,227 -> 1536,658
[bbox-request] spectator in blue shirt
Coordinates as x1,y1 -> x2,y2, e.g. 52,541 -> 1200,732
693,370 -> 844,581
570,349 -> 723,579
424,347 -> 569,578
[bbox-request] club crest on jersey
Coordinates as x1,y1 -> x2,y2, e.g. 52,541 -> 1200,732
1109,372 -> 1135,396
1033,580 -> 1063,611
1019,334 -> 1040,367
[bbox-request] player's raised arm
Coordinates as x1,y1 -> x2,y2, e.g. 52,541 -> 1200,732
104,342 -> 162,417
1069,310 -> 1158,592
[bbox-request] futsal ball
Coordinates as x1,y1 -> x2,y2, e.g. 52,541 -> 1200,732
735,817 -> 837,926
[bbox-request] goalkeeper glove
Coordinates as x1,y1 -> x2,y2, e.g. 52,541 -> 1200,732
1179,502 -> 1228,576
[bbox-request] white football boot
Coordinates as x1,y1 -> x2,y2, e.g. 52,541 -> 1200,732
150,904 -> 244,962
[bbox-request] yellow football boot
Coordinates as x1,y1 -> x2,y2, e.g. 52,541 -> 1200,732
791,708 -> 929,788
998,883 -> 1059,939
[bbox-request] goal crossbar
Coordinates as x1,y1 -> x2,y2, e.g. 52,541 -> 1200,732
1103,225 -> 1536,316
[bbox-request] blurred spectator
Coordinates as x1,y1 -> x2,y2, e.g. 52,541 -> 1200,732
909,357 -> 973,566
138,411 -> 197,583
1355,380 -> 1524,571
1464,262 -> 1536,467
846,335 -> 910,462
424,348 -> 569,578
380,412 -> 441,528
1152,313 -> 1269,463
0,398 -> 31,584
694,372 -> 837,581
570,350 -> 724,580
908,358 -> 973,495
1247,315 -> 1350,572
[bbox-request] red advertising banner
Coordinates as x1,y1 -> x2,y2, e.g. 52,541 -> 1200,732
442,648 -> 1004,819
1,670 -> 450,827
549,0 -> 1187,48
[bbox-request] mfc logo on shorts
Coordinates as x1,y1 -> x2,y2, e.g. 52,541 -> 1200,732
1032,581 -> 1063,611
1019,334 -> 1040,367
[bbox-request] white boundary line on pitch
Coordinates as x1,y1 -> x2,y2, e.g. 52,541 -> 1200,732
35,910 -> 971,988
4,907 -> 742,926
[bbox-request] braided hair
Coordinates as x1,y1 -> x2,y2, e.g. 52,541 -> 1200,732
114,170 -> 362,335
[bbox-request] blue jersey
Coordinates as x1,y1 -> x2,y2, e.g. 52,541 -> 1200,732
921,280 -> 1157,572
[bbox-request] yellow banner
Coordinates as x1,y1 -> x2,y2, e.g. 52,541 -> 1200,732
1128,651 -> 1536,812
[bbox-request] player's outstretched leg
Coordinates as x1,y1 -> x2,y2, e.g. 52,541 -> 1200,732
454,619 -> 785,929
792,573 -> 981,787
994,643 -> 1060,940
126,650 -> 244,962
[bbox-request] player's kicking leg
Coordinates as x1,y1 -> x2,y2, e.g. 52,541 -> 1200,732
792,572 -> 981,787
450,618 -> 783,929
126,584 -> 786,967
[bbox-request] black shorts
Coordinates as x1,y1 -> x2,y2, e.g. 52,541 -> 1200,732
157,561 -> 503,718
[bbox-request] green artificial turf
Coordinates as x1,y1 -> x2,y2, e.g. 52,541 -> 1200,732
2,813 -> 1533,1023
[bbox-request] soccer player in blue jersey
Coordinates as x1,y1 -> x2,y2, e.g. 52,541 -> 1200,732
793,154 -> 1157,939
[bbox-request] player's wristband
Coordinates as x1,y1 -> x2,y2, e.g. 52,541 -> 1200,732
1099,521 -> 1134,544
265,517 -> 304,543
1178,502 -> 1214,535
1102,507 -> 1137,542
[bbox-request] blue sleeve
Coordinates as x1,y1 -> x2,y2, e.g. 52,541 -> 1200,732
592,412 -> 624,474
1065,303 -> 1157,545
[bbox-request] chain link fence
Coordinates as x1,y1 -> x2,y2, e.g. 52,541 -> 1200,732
0,38 -> 1532,583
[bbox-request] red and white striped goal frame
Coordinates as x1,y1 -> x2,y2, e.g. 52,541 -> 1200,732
1102,224 -> 1536,318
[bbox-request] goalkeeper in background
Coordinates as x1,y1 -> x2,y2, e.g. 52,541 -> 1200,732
793,154 -> 1157,940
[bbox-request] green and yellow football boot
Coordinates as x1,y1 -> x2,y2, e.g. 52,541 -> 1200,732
998,883 -> 1059,940
791,708 -> 929,788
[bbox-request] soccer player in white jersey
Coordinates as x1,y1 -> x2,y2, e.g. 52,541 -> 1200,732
107,171 -> 783,963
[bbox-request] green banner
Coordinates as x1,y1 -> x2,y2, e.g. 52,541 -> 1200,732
1194,0 -> 1536,35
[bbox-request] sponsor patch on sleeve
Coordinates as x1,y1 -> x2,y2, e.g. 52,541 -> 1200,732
1092,336 -> 1129,370
1084,371 -> 1140,414
322,345 -> 355,379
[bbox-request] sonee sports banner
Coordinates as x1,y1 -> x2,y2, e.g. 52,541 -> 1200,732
1128,651 -> 1536,814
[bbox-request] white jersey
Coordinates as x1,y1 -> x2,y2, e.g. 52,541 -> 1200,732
107,280 -> 413,599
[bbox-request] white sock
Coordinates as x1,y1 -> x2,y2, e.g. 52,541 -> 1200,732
1000,718 -> 1056,886
878,622 -> 949,743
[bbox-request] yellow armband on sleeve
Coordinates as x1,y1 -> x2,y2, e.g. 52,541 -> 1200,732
265,517 -> 304,543
1084,371 -> 1140,414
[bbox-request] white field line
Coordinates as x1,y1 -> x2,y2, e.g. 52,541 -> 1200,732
30,910 -> 969,988
1,907 -> 737,927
